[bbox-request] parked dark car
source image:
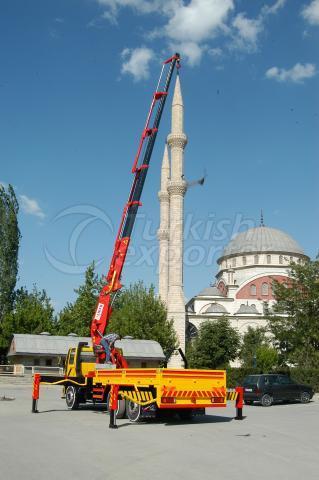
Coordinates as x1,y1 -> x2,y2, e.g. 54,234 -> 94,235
242,374 -> 314,406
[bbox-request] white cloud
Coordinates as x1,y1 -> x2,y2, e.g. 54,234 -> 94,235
302,0 -> 319,25
121,47 -> 153,81
96,0 -> 233,66
19,194 -> 46,219
97,0 -> 169,23
232,13 -> 263,51
262,0 -> 287,16
208,47 -> 223,58
231,0 -> 286,52
94,0 -> 286,69
265,63 -> 317,83
163,0 -> 234,44
170,41 -> 204,67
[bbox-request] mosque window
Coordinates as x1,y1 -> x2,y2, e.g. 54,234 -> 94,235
262,283 -> 269,296
254,255 -> 259,264
250,284 -> 257,296
267,255 -> 271,264
242,256 -> 247,265
279,255 -> 283,264
232,257 -> 236,267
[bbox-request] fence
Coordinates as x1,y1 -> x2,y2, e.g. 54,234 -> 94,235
30,366 -> 64,376
0,365 -> 64,377
0,364 -> 25,376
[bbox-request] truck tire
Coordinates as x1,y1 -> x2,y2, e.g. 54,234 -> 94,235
116,399 -> 126,419
65,385 -> 80,410
126,400 -> 141,422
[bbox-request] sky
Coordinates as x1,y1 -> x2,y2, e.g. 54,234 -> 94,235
0,0 -> 318,312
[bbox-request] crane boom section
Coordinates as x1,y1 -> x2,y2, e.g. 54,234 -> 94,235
91,54 -> 180,358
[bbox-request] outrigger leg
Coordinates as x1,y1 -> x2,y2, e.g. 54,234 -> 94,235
235,386 -> 244,420
32,374 -> 41,413
109,385 -> 119,429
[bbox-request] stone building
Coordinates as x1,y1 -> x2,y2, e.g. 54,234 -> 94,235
186,224 -> 309,338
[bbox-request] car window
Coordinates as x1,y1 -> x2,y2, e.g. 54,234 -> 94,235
278,376 -> 292,385
243,376 -> 259,386
263,376 -> 270,385
265,375 -> 279,385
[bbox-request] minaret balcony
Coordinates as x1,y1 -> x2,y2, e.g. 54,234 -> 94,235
167,132 -> 188,149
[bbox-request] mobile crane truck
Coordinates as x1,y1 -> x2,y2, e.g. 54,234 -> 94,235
31,54 -> 244,428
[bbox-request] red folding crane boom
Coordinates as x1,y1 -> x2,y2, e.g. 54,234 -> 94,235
90,53 -> 180,362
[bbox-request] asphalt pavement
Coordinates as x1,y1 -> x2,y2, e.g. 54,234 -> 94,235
0,384 -> 318,480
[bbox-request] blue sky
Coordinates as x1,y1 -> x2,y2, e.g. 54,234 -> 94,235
1,0 -> 318,312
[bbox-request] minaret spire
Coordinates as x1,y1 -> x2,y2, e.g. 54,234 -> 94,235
157,143 -> 170,304
166,74 -> 188,368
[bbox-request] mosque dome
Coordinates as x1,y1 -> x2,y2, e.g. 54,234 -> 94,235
219,226 -> 305,261
197,286 -> 225,297
203,303 -> 228,314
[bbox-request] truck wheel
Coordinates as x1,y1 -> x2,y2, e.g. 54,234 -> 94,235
126,400 -> 141,422
106,393 -> 126,419
116,399 -> 126,418
66,385 -> 80,410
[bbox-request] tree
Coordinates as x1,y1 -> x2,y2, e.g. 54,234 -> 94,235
268,259 -> 319,368
56,263 -> 102,337
255,345 -> 278,371
0,184 -> 21,322
0,286 -> 55,352
108,281 -> 177,359
239,326 -> 268,367
239,326 -> 278,370
187,318 -> 240,369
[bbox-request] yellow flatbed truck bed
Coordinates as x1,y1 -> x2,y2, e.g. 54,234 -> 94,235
32,367 -> 244,427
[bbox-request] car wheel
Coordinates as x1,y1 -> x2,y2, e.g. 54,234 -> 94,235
261,394 -> 273,407
300,391 -> 311,404
65,385 -> 79,410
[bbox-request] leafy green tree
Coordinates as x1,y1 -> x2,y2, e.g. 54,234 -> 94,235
0,184 -> 21,322
268,259 -> 319,368
56,263 -> 102,336
187,318 -> 240,369
108,281 -> 177,359
0,286 -> 55,352
255,345 -> 278,371
239,326 -> 268,367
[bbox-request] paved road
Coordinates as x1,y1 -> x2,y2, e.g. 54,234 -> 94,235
0,384 -> 318,480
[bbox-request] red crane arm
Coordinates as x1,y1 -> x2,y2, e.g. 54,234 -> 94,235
90,53 -> 180,361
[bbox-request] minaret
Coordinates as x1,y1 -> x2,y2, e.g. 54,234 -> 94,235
157,143 -> 170,305
167,74 -> 188,368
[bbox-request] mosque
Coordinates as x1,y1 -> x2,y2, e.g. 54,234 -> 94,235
157,74 -> 309,368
